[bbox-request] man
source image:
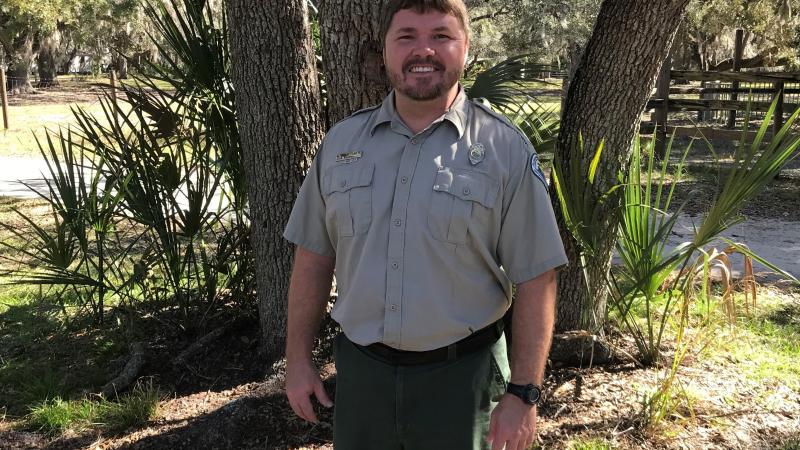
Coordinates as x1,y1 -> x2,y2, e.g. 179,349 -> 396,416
284,0 -> 567,448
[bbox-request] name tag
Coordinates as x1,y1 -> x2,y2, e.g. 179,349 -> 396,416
336,151 -> 363,164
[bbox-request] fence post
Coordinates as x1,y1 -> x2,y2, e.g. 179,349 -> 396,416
0,67 -> 8,130
774,81 -> 785,136
110,70 -> 118,109
654,54 -> 671,158
726,29 -> 744,129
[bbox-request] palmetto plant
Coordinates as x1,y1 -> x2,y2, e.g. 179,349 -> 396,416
465,55 -> 560,153
553,95 -> 800,366
0,0 -> 252,326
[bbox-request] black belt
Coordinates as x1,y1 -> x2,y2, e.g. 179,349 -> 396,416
356,320 -> 505,366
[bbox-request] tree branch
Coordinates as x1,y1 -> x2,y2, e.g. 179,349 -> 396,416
471,5 -> 512,23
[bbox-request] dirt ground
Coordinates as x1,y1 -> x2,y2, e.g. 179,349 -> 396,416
1,284 -> 799,450
5,80 -> 111,107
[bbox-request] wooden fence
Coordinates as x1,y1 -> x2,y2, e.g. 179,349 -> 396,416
645,29 -> 800,155
644,69 -> 800,154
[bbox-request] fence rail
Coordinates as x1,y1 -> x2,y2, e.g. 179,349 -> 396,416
648,68 -> 800,153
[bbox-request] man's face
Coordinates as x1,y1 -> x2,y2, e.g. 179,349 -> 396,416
383,9 -> 468,102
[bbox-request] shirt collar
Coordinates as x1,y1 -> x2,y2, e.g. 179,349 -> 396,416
369,86 -> 469,139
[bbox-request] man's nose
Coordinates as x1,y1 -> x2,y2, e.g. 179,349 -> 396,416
411,45 -> 435,58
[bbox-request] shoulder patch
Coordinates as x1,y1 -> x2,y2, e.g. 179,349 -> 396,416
530,153 -> 548,188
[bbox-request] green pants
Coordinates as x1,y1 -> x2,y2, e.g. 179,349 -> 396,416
332,333 -> 510,450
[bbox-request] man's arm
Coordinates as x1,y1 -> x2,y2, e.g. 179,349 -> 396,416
285,246 -> 336,423
488,269 -> 556,450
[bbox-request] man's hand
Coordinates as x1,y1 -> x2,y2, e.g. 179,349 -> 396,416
487,393 -> 537,450
286,358 -> 333,423
285,246 -> 336,423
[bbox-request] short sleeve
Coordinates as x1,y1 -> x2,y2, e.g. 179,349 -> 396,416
283,153 -> 335,257
497,141 -> 568,284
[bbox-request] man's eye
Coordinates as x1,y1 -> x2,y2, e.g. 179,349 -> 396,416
397,35 -> 413,40
435,34 -> 451,40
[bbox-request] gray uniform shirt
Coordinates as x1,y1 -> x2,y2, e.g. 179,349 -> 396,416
284,88 -> 568,351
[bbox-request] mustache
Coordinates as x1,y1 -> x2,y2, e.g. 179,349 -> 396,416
403,57 -> 445,72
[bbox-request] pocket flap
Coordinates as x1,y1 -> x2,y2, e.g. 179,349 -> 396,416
324,162 -> 374,195
433,167 -> 499,208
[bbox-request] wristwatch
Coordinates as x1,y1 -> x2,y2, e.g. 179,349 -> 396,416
506,382 -> 542,405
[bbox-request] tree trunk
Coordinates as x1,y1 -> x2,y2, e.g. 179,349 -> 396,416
114,55 -> 129,79
8,30 -> 35,93
549,0 -> 690,361
37,30 -> 61,87
61,47 -> 78,74
228,0 -> 324,358
318,0 -> 390,125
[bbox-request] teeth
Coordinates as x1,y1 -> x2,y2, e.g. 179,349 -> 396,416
410,66 -> 435,73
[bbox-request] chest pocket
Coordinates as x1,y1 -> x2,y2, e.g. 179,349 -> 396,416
323,162 -> 374,237
428,167 -> 499,244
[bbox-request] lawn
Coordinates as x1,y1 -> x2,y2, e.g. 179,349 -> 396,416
0,75 -> 163,157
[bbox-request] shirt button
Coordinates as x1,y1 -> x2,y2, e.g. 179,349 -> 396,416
393,219 -> 402,227
340,180 -> 347,188
390,304 -> 397,311
391,261 -> 399,269
400,176 -> 408,184
410,138 -> 418,145
463,187 -> 471,196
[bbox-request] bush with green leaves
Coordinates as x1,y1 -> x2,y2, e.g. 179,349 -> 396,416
0,0 -> 252,326
553,95 -> 800,366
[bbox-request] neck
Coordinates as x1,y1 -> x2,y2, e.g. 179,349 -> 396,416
394,85 -> 460,135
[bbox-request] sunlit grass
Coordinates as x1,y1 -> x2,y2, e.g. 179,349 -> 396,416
0,75 -> 154,157
565,437 -> 617,450
707,290 -> 800,393
27,380 -> 159,434
0,103 -> 109,157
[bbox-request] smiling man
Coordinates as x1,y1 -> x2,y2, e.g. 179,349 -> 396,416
283,1 -> 568,449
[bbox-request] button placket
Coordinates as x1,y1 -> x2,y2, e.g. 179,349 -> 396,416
382,135 -> 423,348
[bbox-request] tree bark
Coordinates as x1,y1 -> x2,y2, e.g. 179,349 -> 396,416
549,0 -> 690,355
7,30 -> 35,93
318,0 -> 390,126
228,0 -> 324,358
37,30 -> 61,87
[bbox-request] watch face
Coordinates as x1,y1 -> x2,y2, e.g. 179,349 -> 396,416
525,385 -> 541,404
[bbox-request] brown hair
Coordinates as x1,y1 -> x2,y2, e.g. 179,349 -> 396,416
380,0 -> 471,46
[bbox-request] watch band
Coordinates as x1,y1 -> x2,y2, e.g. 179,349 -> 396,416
506,382 -> 542,405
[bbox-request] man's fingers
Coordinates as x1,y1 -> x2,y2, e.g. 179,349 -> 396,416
313,380 -> 334,408
490,426 -> 506,450
486,412 -> 497,443
287,394 -> 309,422
287,389 -> 318,423
298,394 -> 319,423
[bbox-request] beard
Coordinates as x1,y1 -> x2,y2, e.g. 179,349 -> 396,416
387,57 -> 463,101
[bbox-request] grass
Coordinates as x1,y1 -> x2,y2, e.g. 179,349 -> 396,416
0,103 -> 103,157
711,291 -> 800,394
27,380 -> 159,434
0,75 -> 155,157
781,436 -> 800,450
565,437 -> 616,449
1,198 -> 132,417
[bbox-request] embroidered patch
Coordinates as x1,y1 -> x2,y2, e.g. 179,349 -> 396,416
530,153 -> 547,187
335,151 -> 363,164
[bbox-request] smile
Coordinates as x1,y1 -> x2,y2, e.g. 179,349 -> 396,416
409,65 -> 436,73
